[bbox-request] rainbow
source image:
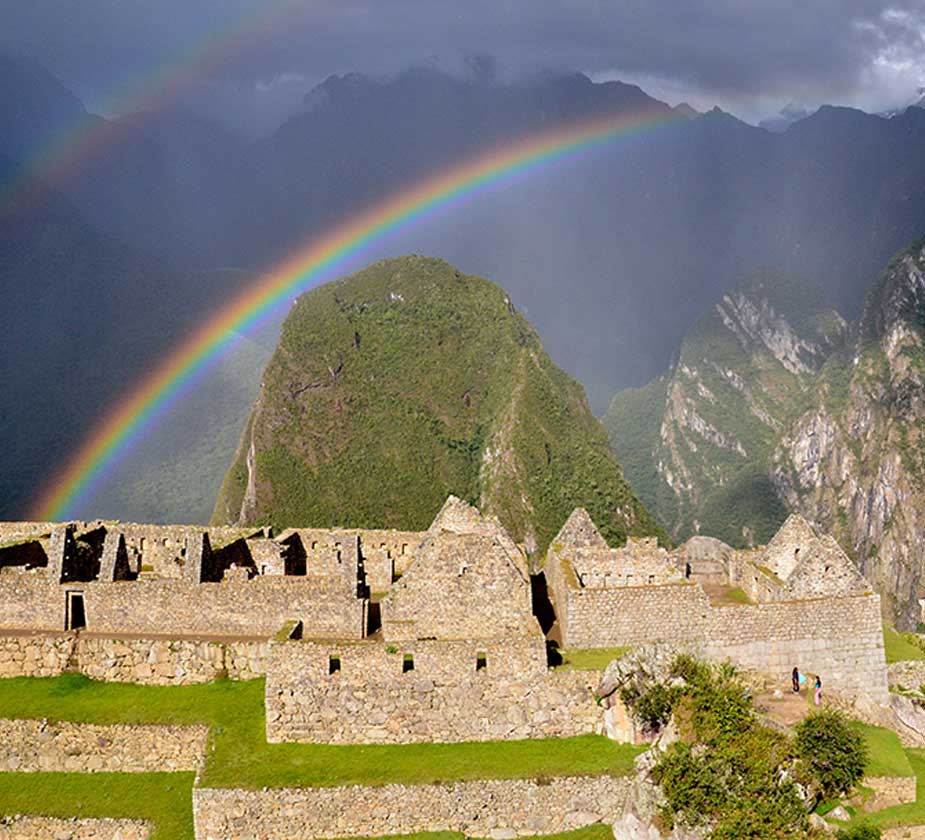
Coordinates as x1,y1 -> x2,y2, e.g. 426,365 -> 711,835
33,105 -> 685,520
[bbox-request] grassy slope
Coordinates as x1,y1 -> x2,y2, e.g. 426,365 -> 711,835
883,625 -> 925,664
214,256 -> 665,552
853,722 -> 915,778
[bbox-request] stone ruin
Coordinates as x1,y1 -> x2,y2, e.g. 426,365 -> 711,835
0,497 -> 889,746
545,508 -> 886,698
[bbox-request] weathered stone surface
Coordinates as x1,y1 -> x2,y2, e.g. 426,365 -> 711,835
0,633 -> 268,684
0,719 -> 207,772
266,636 -> 601,744
0,817 -> 149,839
547,512 -> 888,699
863,775 -> 918,812
193,776 -> 632,839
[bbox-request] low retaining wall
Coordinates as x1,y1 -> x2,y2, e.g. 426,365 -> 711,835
0,817 -> 149,839
864,775 -> 918,812
0,632 -> 268,684
0,719 -> 207,772
193,775 -> 631,839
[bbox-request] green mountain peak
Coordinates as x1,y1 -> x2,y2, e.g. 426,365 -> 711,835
213,255 -> 665,556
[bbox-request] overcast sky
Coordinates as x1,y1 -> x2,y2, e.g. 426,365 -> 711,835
3,0 -> 925,133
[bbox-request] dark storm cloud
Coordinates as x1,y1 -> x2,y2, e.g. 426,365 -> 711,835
2,0 -> 924,129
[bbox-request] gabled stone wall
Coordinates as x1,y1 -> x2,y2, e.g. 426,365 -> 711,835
381,531 -> 531,641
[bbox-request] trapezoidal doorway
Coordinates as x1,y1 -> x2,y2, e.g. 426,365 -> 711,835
65,591 -> 86,630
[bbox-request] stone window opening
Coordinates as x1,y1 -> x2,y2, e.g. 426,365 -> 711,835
311,541 -> 318,550
402,653 -> 415,673
458,563 -> 468,576
648,574 -> 655,584
685,562 -> 692,579
401,543 -> 408,555
328,655 -> 341,675
476,652 -> 487,671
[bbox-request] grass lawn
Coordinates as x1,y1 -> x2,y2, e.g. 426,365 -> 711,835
883,624 -> 925,664
852,721 -> 915,778
553,647 -> 631,671
0,772 -> 194,840
0,675 -> 642,789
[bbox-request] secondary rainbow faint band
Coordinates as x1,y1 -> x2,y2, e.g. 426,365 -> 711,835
0,0 -> 302,214
32,105 -> 685,521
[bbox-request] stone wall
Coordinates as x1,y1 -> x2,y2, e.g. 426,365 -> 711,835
0,719 -> 207,772
0,574 -> 365,639
548,545 -> 888,697
864,775 -> 917,811
702,594 -> 887,697
727,552 -> 785,602
889,660 -> 925,690
0,632 -> 268,684
0,817 -> 149,840
382,531 -> 531,642
193,775 -> 631,840
556,581 -> 713,649
570,539 -> 682,589
266,636 -> 601,743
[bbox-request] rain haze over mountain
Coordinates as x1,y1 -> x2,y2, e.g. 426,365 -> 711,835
2,0 -> 925,521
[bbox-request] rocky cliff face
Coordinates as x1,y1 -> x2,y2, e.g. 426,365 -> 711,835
213,256 -> 664,556
608,241 -> 925,626
772,240 -> 925,626
604,269 -> 846,546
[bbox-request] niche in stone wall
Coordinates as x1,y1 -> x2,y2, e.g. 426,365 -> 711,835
65,590 -> 86,630
476,652 -> 487,671
328,655 -> 341,675
402,653 -> 414,673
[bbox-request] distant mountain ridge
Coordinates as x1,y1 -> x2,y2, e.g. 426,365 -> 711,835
6,55 -> 925,521
214,256 -> 665,556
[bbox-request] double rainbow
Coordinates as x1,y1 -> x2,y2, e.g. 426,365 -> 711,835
33,105 -> 684,520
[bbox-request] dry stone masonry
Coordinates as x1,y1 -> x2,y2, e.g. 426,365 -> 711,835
0,495 -> 890,751
0,818 -> 149,840
546,508 -> 888,698
0,719 -> 207,772
192,775 -> 632,839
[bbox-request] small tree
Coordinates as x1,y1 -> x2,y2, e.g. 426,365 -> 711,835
795,709 -> 866,799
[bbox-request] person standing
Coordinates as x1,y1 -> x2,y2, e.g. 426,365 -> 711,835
814,675 -> 822,706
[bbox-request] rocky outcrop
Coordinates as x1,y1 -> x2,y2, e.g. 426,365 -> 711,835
608,239 -> 925,627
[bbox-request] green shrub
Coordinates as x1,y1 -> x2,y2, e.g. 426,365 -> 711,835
836,824 -> 881,840
795,709 -> 867,799
632,683 -> 678,730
